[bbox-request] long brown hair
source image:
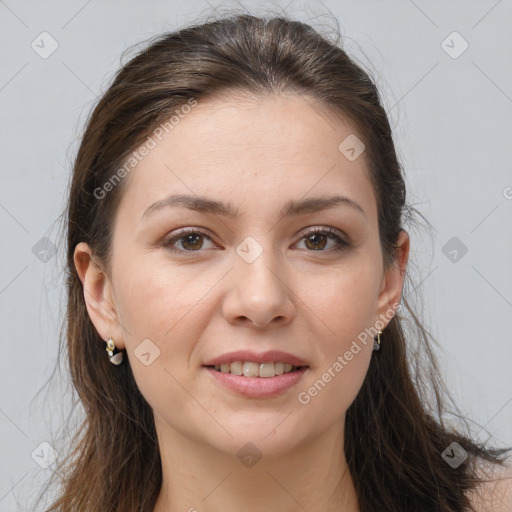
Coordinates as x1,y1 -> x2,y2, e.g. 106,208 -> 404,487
36,11 -> 510,512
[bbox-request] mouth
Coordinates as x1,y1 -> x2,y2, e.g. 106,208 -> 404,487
203,363 -> 309,398
204,361 -> 309,378
202,350 -> 310,397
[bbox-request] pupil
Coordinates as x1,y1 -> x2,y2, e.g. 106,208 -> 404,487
184,234 -> 202,250
307,233 -> 326,250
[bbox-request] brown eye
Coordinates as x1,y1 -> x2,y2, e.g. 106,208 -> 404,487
304,232 -> 328,250
161,229 -> 215,253
161,226 -> 349,256
180,233 -> 204,251
297,227 -> 349,252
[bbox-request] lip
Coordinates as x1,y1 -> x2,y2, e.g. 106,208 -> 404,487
204,366 -> 309,398
202,350 -> 308,367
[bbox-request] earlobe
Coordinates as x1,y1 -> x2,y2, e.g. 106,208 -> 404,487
73,242 -> 125,350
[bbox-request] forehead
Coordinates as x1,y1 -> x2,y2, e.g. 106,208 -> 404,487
116,92 -> 376,222
160,91 -> 360,160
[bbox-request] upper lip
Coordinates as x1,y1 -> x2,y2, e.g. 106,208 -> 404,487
203,350 -> 308,367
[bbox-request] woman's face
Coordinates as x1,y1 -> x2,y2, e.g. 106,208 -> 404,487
78,92 -> 407,458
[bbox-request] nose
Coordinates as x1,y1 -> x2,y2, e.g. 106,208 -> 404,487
222,246 -> 296,328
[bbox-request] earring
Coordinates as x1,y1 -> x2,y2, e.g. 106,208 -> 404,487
373,330 -> 382,351
106,336 -> 124,365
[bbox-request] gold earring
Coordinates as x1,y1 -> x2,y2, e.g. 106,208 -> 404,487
373,330 -> 382,352
106,336 -> 124,365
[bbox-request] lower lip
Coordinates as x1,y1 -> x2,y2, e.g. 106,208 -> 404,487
203,366 -> 309,398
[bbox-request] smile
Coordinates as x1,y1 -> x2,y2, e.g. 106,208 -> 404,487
207,361 -> 307,377
203,364 -> 309,398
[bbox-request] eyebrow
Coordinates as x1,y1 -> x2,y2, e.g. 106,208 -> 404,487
141,193 -> 366,221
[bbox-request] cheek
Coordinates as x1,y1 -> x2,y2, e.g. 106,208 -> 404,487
293,257 -> 379,419
113,261 -> 207,416
111,255 -> 199,376
114,253 -> 208,338
296,276 -> 375,424
295,344 -> 372,437
112,253 -> 229,387
299,254 -> 381,352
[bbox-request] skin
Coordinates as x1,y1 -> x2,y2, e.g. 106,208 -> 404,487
469,461 -> 512,512
74,92 -> 410,512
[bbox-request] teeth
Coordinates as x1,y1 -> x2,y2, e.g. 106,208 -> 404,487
243,361 -> 259,377
258,362 -> 276,378
212,361 -> 303,377
230,361 -> 243,375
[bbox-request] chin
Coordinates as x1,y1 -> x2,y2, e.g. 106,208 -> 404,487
207,416 -> 309,459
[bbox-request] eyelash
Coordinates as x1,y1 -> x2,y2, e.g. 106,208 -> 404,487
160,226 -> 350,255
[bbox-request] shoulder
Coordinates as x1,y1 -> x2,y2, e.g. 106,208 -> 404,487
467,456 -> 512,512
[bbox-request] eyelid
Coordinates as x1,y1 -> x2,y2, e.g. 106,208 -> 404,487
297,225 -> 348,241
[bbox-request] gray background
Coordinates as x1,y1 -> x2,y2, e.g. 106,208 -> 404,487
1,0 -> 511,509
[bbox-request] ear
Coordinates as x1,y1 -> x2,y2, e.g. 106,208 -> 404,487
375,230 -> 409,327
73,242 -> 125,350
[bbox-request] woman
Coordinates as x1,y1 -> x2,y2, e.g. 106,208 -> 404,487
39,12 -> 511,512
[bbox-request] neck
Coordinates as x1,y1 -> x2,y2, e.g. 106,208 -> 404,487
152,417 -> 360,512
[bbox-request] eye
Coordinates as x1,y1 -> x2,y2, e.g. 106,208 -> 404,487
160,226 -> 350,255
295,227 -> 349,252
161,228 -> 216,253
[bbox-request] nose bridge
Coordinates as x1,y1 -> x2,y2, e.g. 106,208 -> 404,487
235,233 -> 286,296
223,233 -> 295,326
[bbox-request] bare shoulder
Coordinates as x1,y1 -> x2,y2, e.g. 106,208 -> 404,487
467,456 -> 512,512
